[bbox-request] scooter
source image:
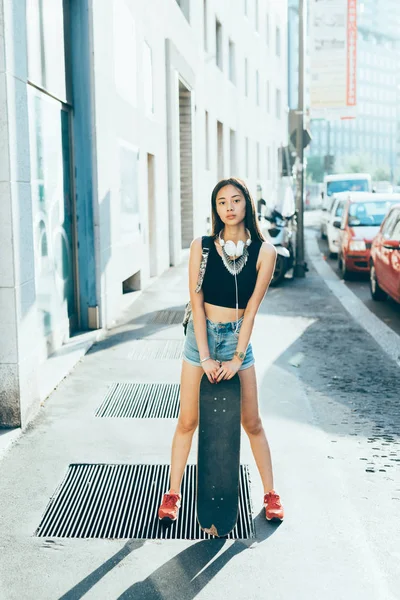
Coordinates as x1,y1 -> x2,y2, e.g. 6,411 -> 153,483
260,209 -> 295,286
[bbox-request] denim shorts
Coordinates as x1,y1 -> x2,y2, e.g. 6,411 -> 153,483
182,316 -> 255,371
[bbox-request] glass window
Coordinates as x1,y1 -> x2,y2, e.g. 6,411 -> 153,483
276,26 -> 281,57
205,111 -> 210,170
327,179 -> 370,196
245,137 -> 249,177
26,0 -> 68,102
229,40 -> 236,84
256,70 -> 260,105
335,200 -> 345,217
390,214 -> 400,241
216,19 -> 223,70
276,88 -> 281,119
203,0 -> 208,50
28,88 -> 77,334
255,0 -> 259,31
143,42 -> 154,115
382,210 -> 399,237
230,129 -> 237,174
113,1 -> 137,106
348,200 -> 400,227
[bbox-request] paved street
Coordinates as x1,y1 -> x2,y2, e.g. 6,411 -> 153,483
306,210 -> 400,337
0,232 -> 399,600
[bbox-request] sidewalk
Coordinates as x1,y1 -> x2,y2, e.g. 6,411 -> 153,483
0,235 -> 399,600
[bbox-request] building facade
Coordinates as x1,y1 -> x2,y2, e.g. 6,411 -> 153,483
0,0 -> 288,427
304,0 -> 400,182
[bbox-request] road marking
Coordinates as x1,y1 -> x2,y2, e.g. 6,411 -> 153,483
306,229 -> 400,367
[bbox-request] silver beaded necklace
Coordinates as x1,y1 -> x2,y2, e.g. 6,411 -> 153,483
218,229 -> 252,333
218,229 -> 251,276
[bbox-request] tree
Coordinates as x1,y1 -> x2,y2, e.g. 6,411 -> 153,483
374,167 -> 391,182
306,156 -> 324,183
337,154 -> 372,174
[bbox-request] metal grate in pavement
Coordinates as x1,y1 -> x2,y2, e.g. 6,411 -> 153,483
35,464 -> 255,539
127,340 -> 183,360
95,383 -> 180,418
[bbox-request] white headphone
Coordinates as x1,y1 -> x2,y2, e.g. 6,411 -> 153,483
219,229 -> 252,257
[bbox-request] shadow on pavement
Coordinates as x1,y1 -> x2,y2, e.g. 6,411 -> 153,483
87,306 -> 186,354
58,540 -> 146,599
117,513 -> 280,600
58,514 -> 279,600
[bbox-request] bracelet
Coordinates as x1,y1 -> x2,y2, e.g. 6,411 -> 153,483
200,356 -> 211,363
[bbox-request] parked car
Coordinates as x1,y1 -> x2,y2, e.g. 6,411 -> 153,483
322,173 -> 372,209
320,192 -> 346,256
369,204 -> 400,303
335,192 -> 400,279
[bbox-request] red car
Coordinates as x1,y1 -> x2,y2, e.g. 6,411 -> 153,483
369,204 -> 400,303
335,192 -> 400,279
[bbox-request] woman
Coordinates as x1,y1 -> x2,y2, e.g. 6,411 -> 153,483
158,177 -> 284,523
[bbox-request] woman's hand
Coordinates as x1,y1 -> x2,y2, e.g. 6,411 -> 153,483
202,359 -> 222,384
215,359 -> 241,382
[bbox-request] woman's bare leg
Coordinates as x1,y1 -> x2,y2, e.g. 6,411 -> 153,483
169,361 -> 204,493
239,366 -> 274,493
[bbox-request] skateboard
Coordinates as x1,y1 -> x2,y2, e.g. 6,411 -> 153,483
197,373 -> 241,537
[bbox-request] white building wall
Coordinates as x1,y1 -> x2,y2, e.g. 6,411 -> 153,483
0,0 -> 40,427
0,0 -> 288,427
90,0 -> 288,327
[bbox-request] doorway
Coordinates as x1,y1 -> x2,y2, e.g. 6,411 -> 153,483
178,80 -> 193,249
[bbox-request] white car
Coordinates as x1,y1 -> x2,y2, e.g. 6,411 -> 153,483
321,193 -> 347,256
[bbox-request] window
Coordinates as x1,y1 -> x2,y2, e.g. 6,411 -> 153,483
256,70 -> 260,105
255,0 -> 259,31
205,111 -> 210,170
143,41 -> 154,115
245,58 -> 249,96
245,137 -> 249,177
230,129 -> 237,175
217,121 -> 224,179
27,0 -> 68,101
256,142 -> 260,178
390,214 -> 400,241
266,80 -> 270,112
334,201 -> 345,217
216,19 -> 223,70
229,40 -> 236,84
203,0 -> 208,50
267,146 -> 271,179
276,25 -> 281,57
276,88 -> 281,119
382,209 -> 399,237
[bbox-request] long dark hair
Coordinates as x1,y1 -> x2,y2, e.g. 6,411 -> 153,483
210,177 -> 265,242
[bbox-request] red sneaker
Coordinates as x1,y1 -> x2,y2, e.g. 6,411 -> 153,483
264,490 -> 284,522
158,492 -> 181,522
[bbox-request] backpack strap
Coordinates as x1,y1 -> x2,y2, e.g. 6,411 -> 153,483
195,236 -> 213,293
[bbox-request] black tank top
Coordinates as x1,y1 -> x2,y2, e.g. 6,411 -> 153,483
202,236 -> 263,309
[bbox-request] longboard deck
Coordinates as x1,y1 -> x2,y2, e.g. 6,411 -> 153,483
197,373 -> 241,537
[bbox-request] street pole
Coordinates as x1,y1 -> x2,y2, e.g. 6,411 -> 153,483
294,0 -> 306,278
